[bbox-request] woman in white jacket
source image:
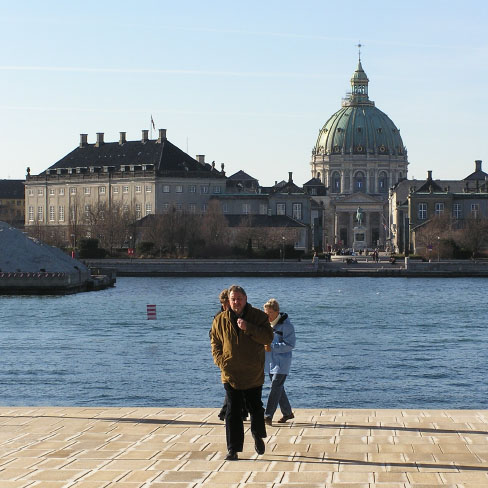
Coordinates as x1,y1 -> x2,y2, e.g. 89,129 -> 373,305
263,298 -> 296,426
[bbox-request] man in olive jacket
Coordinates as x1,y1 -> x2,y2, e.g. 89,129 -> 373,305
211,285 -> 274,461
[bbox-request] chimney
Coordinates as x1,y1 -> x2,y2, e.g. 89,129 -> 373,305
475,160 -> 482,172
427,170 -> 432,180
141,130 -> 149,143
288,171 -> 293,183
80,134 -> 88,148
157,128 -> 167,143
196,155 -> 205,164
119,132 -> 126,145
95,133 -> 104,147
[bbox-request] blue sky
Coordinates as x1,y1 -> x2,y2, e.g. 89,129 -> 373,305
1,0 -> 487,185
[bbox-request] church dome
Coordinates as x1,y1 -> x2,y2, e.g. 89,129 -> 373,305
313,61 -> 406,158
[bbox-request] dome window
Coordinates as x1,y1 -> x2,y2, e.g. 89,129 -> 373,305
379,145 -> 386,153
377,128 -> 383,134
357,127 -> 362,133
356,145 -> 363,153
333,146 -> 341,154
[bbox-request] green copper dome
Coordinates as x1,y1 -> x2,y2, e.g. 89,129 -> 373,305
313,61 -> 406,157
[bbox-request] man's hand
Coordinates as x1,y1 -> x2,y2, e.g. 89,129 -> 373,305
237,318 -> 247,330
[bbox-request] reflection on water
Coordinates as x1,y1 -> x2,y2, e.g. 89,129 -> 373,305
1,277 -> 487,408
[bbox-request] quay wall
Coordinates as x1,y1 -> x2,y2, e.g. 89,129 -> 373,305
84,258 -> 488,277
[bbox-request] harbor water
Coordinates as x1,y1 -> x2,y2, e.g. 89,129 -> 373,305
1,276 -> 486,409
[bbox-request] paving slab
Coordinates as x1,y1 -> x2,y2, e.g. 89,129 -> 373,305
1,407 -> 488,487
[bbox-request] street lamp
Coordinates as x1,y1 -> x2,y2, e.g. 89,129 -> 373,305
282,236 -> 285,262
70,233 -> 75,258
437,236 -> 440,262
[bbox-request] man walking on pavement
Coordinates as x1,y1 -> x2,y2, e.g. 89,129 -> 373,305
210,285 -> 274,461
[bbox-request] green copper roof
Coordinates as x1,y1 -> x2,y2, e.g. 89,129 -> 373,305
313,61 -> 406,157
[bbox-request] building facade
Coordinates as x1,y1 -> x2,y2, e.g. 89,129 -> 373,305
24,129 -> 226,246
389,161 -> 488,254
0,179 -> 25,227
310,58 -> 408,250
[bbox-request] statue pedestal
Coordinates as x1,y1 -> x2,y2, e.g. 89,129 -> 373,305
353,225 -> 367,251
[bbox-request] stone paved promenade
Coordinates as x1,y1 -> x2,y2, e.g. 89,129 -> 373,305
1,407 -> 488,488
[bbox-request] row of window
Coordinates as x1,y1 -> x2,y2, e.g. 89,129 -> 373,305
418,203 -> 481,220
27,184 -> 223,197
28,203 -> 155,222
162,184 -> 222,194
28,201 -> 305,222
331,171 -> 393,194
0,200 -> 23,206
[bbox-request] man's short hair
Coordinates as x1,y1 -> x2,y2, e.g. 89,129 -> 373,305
228,285 -> 247,297
264,298 -> 279,312
219,289 -> 229,303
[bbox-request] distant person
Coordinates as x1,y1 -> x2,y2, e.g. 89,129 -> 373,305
263,298 -> 296,426
312,251 -> 319,271
210,285 -> 273,461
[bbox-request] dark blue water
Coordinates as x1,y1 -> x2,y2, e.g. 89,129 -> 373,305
1,277 -> 486,409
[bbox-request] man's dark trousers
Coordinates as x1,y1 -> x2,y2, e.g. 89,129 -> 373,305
224,383 -> 266,452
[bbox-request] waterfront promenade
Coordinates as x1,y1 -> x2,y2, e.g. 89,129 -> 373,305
2,407 -> 488,487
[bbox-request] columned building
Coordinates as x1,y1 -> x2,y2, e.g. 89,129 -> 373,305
310,58 -> 409,249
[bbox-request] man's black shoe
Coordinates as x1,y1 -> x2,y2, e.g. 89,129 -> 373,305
225,450 -> 238,461
253,435 -> 265,455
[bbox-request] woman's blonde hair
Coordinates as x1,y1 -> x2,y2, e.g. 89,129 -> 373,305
264,298 -> 279,312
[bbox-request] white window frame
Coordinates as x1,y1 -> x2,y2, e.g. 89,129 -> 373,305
28,189 -> 34,196
113,186 -> 119,194
453,203 -> 462,219
201,185 -> 209,194
59,188 -> 65,195
70,187 -> 76,195
189,203 -> 196,214
135,185 -> 142,193
277,203 -> 286,216
471,203 -> 479,218
162,203 -> 169,213
162,185 -> 170,193
37,188 -> 44,196
59,205 -> 65,222
292,203 -> 303,220
49,188 -> 55,196
418,203 -> 427,220
242,203 -> 250,215
135,203 -> 142,219
222,203 -> 229,214
99,186 -> 106,194
84,187 -> 91,195
49,205 -> 55,221
175,185 -> 183,193
145,185 -> 152,193
28,206 -> 34,221
37,206 -> 43,221
122,186 -> 129,194
145,203 -> 152,215
213,186 -> 222,194
188,185 -> 196,193
435,202 -> 444,215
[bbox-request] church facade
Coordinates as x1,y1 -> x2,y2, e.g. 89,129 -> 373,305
310,58 -> 409,250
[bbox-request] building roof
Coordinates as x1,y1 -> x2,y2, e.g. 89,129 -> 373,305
224,215 -> 307,228
0,180 -> 25,199
41,132 -> 225,179
227,170 -> 258,181
464,160 -> 488,181
313,60 -> 407,159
